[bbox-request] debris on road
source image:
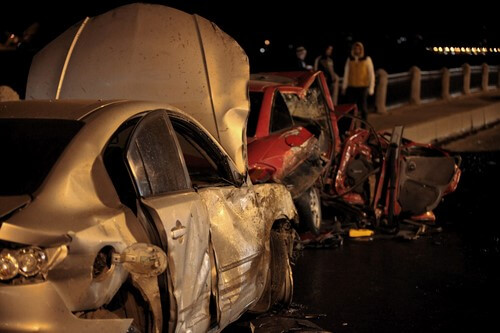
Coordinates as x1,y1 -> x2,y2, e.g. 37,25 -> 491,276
299,231 -> 343,248
224,303 -> 330,332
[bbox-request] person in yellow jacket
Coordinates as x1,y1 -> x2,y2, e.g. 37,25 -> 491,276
341,42 -> 375,124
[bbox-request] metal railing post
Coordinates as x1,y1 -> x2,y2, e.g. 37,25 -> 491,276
441,67 -> 450,100
481,63 -> 489,91
375,69 -> 388,114
497,65 -> 500,88
462,63 -> 471,95
410,66 -> 421,105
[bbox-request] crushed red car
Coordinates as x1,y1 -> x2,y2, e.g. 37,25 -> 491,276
247,71 -> 460,234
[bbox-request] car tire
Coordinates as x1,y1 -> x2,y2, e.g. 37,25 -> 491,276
295,186 -> 322,235
270,231 -> 293,307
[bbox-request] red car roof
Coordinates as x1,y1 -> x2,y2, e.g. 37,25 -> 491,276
249,71 -> 321,92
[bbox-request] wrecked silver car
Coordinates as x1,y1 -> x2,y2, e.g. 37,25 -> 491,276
0,4 -> 297,333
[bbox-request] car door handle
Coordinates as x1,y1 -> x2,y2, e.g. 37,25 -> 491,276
171,220 -> 186,240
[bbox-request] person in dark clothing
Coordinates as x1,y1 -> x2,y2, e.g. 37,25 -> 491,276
314,45 -> 336,98
341,42 -> 375,123
294,46 -> 313,71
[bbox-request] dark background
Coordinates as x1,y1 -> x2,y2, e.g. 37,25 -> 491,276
1,1 -> 500,96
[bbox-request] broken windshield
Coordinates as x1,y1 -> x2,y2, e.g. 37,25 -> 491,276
281,79 -> 333,156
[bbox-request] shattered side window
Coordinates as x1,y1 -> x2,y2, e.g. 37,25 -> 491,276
281,81 -> 328,120
270,92 -> 293,133
126,111 -> 189,197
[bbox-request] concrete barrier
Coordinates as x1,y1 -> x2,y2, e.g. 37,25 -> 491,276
374,62 -> 499,111
378,100 -> 500,143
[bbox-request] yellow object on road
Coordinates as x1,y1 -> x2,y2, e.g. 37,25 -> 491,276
349,228 -> 374,238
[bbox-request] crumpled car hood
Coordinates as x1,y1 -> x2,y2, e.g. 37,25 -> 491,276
26,3 -> 250,175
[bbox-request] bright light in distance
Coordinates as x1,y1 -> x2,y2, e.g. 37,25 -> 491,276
430,45 -> 500,54
259,48 -> 265,53
264,39 -> 270,46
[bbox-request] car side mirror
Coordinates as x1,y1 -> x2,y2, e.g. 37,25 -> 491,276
112,243 -> 167,277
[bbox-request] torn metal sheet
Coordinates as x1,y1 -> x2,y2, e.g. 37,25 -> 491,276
399,156 -> 457,214
198,183 -> 296,330
280,141 -> 324,198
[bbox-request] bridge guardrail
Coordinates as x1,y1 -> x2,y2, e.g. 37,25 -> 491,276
333,62 -> 499,114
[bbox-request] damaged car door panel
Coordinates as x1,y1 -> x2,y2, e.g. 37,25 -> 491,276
124,110 -> 212,331
170,114 -> 296,328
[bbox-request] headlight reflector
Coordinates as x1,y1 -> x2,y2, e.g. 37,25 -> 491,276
0,253 -> 19,281
17,247 -> 47,277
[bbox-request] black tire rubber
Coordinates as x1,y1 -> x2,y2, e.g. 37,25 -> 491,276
270,231 -> 293,307
295,186 -> 322,235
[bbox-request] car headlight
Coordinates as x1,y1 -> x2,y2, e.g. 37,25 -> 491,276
0,253 -> 19,280
0,246 -> 48,281
17,247 -> 48,277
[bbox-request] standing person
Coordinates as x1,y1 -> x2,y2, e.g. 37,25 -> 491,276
314,45 -> 336,98
294,46 -> 313,71
341,42 -> 375,123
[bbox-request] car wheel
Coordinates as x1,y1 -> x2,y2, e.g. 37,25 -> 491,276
270,231 -> 294,307
295,186 -> 322,235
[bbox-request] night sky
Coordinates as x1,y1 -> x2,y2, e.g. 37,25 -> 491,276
1,1 -> 499,96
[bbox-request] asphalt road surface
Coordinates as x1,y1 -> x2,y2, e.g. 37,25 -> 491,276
442,123 -> 500,152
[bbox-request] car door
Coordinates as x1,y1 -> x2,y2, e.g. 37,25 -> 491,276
169,116 -> 269,328
125,110 -> 211,332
